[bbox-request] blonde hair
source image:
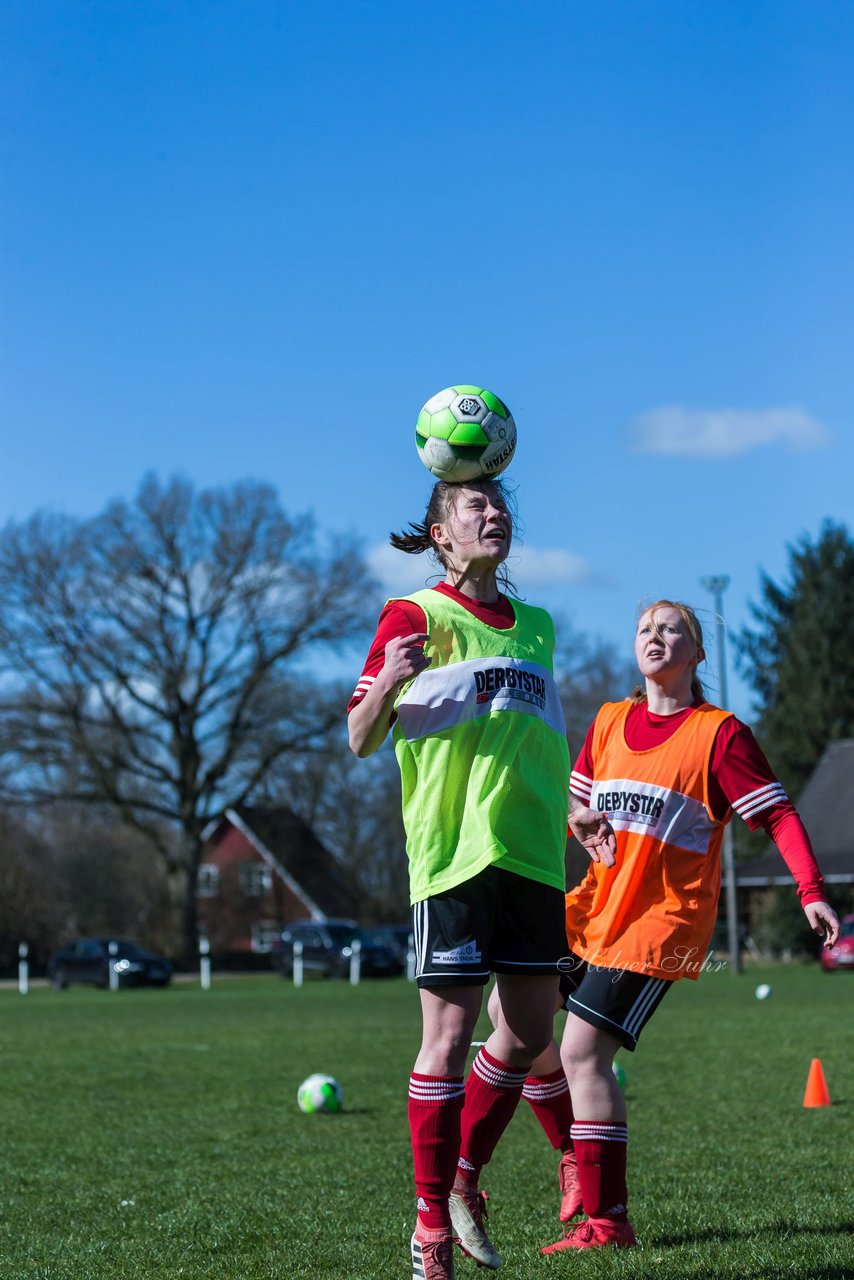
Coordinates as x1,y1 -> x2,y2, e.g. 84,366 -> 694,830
630,599 -> 706,704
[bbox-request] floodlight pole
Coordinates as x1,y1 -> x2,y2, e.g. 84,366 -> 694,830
700,575 -> 741,975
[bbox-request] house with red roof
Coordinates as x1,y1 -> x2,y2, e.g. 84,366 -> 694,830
197,804 -> 362,957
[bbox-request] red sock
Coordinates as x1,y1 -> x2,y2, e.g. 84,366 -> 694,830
522,1069 -> 574,1149
570,1121 -> 629,1219
456,1049 -> 528,1186
408,1073 -> 465,1233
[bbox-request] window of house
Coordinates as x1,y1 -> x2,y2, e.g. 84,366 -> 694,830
240,863 -> 272,897
196,864 -> 220,897
251,920 -> 281,953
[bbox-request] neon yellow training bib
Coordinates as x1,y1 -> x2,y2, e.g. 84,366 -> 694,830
392,589 -> 570,903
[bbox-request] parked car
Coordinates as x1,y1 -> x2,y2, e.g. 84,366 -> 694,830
820,914 -> 854,971
48,938 -> 173,989
272,919 -> 403,979
367,923 -> 413,966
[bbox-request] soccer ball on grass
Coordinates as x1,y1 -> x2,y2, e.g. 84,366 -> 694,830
297,1073 -> 344,1114
415,385 -> 517,483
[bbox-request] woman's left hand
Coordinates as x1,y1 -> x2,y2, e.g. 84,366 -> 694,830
568,801 -> 617,867
804,900 -> 840,948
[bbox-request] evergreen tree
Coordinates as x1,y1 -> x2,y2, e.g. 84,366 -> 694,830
737,521 -> 854,797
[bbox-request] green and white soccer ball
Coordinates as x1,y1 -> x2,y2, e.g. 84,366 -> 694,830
297,1073 -> 344,1114
415,385 -> 517,483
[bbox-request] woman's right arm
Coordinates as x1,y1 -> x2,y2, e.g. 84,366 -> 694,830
348,632 -> 431,756
566,717 -> 617,865
347,597 -> 433,757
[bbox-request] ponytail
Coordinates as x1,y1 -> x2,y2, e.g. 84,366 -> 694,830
389,482 -> 454,565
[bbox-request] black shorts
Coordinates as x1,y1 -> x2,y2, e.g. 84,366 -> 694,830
558,954 -> 672,1051
411,867 -> 566,988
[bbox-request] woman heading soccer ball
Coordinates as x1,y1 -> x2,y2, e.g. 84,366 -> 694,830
348,478 -> 613,1280
483,599 -> 839,1254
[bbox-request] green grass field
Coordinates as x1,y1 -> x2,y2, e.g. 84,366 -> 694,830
1,965 -> 851,1280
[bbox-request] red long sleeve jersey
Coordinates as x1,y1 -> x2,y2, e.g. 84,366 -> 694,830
570,701 -> 825,906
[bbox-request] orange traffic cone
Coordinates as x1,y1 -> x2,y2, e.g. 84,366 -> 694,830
803,1058 -> 831,1108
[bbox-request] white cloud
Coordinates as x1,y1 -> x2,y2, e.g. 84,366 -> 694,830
367,543 -> 442,595
367,542 -> 590,595
631,405 -> 832,458
508,546 -> 590,587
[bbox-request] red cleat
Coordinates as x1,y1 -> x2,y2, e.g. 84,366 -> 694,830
540,1216 -> 637,1253
411,1230 -> 456,1279
557,1148 -> 582,1222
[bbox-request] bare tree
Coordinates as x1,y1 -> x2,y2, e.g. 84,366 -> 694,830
0,803 -> 173,968
276,722 -> 409,921
0,809 -> 64,971
0,475 -> 374,957
552,617 -> 637,758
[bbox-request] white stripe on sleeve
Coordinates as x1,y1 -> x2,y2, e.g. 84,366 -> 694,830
350,675 -> 376,702
733,782 -> 788,819
570,771 -> 593,800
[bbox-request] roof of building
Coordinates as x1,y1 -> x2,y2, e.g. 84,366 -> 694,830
737,739 -> 854,886
207,803 -> 363,919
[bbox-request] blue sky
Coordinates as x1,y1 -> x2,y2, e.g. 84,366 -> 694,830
2,0 -> 852,721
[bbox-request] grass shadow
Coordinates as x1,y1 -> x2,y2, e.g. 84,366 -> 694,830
726,1270 -> 854,1280
652,1219 -> 854,1248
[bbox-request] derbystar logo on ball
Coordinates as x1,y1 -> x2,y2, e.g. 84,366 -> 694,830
415,385 -> 517,482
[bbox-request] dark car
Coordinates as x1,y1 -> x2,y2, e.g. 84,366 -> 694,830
48,938 -> 173,990
273,919 -> 403,979
820,914 -> 854,971
367,923 -> 414,967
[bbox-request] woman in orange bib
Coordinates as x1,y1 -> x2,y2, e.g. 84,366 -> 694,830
483,599 -> 839,1254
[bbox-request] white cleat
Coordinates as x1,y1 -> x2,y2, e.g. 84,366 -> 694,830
448,1187 -> 502,1270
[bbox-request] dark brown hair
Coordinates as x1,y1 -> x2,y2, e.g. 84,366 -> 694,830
389,479 -> 516,590
630,599 -> 707,703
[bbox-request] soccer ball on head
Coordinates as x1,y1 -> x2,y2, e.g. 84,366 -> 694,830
297,1073 -> 344,1114
415,385 -> 517,483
